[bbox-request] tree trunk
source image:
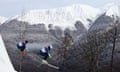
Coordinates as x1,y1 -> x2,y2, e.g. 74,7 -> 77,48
110,26 -> 117,72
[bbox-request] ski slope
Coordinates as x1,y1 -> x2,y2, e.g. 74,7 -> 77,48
0,35 -> 17,72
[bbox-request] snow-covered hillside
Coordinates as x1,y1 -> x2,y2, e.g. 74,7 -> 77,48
6,3 -> 119,30
17,4 -> 100,30
0,16 -> 7,24
103,3 -> 120,17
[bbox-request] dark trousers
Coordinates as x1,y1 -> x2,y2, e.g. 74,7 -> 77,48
40,51 -> 48,60
19,47 -> 25,51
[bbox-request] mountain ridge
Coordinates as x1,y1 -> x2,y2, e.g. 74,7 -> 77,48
16,4 -> 100,30
1,3 -> 120,30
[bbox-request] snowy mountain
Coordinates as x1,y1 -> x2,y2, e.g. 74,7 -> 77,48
4,3 -> 120,30
16,4 -> 100,30
0,16 -> 7,24
103,3 -> 120,17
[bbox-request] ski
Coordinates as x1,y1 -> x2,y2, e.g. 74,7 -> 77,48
27,53 -> 60,70
41,60 -> 60,69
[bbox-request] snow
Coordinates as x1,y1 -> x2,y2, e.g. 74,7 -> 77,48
3,3 -> 120,30
0,16 -> 7,24
17,4 -> 100,30
0,35 -> 17,72
103,3 -> 120,17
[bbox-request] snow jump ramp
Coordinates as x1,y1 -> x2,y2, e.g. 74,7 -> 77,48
0,35 -> 17,72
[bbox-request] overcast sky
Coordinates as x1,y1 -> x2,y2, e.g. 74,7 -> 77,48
0,0 -> 119,17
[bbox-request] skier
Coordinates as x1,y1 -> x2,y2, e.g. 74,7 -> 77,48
16,40 -> 28,55
39,45 -> 53,60
37,45 -> 60,70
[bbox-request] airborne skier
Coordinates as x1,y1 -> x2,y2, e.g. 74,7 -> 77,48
16,40 -> 28,55
39,45 -> 52,60
37,45 -> 60,69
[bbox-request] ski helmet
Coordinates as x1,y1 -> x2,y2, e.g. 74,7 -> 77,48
48,45 -> 53,50
25,40 -> 28,43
